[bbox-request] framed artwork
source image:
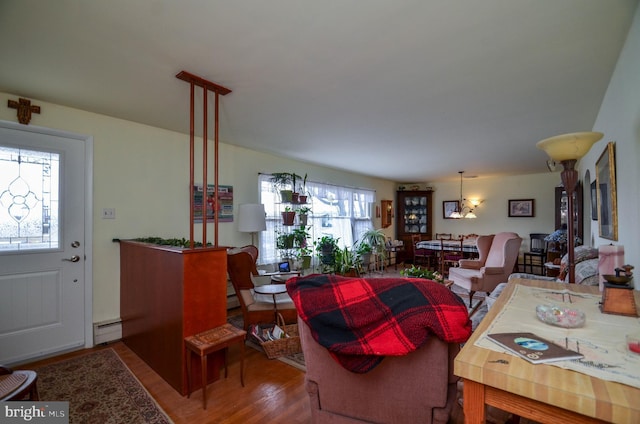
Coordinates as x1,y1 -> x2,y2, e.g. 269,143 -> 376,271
193,184 -> 234,222
590,180 -> 598,221
443,200 -> 459,219
596,141 -> 617,240
508,199 -> 534,217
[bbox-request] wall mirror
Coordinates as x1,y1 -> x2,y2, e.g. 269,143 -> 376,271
596,141 -> 618,240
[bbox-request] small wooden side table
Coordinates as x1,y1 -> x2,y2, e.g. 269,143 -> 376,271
185,323 -> 247,409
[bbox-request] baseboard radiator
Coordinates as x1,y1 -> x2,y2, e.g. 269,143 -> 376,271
93,318 -> 122,345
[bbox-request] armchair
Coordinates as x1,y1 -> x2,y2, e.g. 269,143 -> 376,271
299,317 -> 460,424
226,247 -> 298,330
449,232 -> 523,309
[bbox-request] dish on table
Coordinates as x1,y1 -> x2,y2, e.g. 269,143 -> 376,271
536,304 -> 586,328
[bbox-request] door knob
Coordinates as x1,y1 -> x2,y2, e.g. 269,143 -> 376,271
63,255 -> 80,262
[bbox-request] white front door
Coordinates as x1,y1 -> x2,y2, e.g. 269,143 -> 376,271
0,121 -> 91,364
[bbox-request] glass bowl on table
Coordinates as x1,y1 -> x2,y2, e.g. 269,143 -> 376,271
536,304 -> 586,328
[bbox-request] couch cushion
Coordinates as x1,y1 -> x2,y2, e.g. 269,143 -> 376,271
558,246 -> 598,281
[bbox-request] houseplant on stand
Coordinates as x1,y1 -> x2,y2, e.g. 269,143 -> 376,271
357,228 -> 387,271
297,206 -> 312,226
270,172 -> 295,203
281,206 -> 296,226
315,235 -> 340,273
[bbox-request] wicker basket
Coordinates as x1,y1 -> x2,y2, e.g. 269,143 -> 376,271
252,314 -> 301,359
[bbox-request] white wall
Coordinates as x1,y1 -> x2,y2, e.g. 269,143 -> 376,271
585,5 -> 640,275
425,172 -> 561,255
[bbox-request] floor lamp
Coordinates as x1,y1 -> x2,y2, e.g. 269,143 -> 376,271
237,204 -> 267,246
537,132 -> 603,284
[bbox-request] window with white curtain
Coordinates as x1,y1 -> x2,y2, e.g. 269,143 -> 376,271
258,174 -> 375,265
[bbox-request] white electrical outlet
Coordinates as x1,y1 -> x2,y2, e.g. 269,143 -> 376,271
102,208 -> 116,219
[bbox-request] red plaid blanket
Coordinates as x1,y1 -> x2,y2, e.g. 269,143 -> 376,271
286,274 -> 472,373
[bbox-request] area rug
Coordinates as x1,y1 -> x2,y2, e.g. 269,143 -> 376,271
35,348 -> 173,424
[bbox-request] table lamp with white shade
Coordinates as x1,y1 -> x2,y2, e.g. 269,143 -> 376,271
537,131 -> 603,284
237,203 -> 267,246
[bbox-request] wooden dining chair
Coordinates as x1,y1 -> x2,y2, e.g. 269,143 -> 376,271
412,234 -> 436,269
462,233 -> 480,259
441,235 -> 464,276
435,233 -> 453,276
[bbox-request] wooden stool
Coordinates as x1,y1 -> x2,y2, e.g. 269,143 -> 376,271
185,323 -> 247,409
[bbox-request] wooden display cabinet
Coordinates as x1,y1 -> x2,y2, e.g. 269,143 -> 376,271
119,240 -> 228,395
396,190 -> 433,260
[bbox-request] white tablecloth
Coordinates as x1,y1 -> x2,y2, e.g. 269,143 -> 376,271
475,284 -> 640,389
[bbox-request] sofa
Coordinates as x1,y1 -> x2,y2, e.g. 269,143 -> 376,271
487,245 -> 599,310
299,317 -> 460,424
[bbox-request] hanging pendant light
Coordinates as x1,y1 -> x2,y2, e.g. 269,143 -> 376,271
451,171 -> 477,219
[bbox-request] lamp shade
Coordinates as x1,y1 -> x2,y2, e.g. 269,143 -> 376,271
536,132 -> 603,161
237,204 -> 266,232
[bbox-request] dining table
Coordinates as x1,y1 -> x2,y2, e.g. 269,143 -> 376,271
416,239 -> 478,275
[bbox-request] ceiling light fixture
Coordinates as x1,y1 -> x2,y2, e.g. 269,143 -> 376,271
450,171 -> 478,219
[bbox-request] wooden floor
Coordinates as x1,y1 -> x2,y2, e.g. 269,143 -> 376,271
17,270 -> 524,424
21,338 -> 533,423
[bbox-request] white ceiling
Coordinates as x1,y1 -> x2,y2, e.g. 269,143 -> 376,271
0,0 -> 637,182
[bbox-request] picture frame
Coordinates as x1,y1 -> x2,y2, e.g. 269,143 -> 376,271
508,199 -> 534,217
590,180 -> 598,221
443,200 -> 460,219
596,141 -> 617,240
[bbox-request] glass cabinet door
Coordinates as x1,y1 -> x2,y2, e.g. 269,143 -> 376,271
403,195 -> 428,234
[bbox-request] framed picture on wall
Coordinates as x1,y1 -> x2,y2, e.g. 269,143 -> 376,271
443,200 -> 459,219
508,199 -> 534,217
596,141 -> 618,240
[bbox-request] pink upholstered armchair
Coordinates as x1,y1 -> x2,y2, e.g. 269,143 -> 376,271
449,232 -> 523,309
299,317 -> 460,424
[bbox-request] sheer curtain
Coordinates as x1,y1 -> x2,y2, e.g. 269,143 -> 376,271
258,174 -> 374,265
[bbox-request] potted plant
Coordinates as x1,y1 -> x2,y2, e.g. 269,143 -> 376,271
334,246 -> 360,276
298,173 -> 309,204
355,241 -> 373,270
270,172 -> 295,203
296,246 -> 313,270
281,206 -> 296,226
276,232 -> 295,250
400,265 -> 444,283
297,205 -> 312,226
290,172 -> 303,203
358,228 -> 387,260
315,235 -> 340,268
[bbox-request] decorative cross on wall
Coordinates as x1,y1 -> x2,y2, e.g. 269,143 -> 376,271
8,97 -> 41,125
